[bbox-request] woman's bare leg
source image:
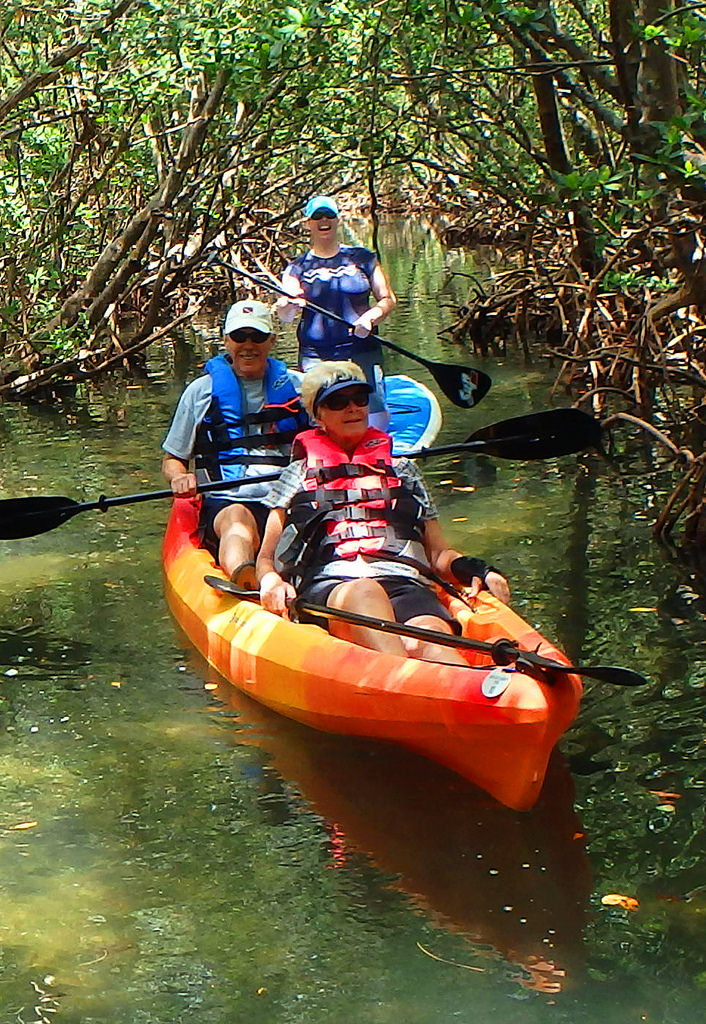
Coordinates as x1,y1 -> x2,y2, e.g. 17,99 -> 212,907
403,615 -> 468,666
326,579 -> 407,656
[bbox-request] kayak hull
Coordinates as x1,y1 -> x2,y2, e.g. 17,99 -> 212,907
163,496 -> 582,811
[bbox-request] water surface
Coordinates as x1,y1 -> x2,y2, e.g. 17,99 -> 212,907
0,222 -> 704,1022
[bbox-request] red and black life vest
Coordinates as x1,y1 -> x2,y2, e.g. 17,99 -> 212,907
276,426 -> 426,581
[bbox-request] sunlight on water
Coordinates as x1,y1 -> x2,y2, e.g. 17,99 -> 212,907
1,222 -> 705,1022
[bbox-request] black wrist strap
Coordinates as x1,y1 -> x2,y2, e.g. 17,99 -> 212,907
451,555 -> 499,587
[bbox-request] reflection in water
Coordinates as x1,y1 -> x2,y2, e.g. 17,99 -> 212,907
185,645 -> 592,995
3,218 -> 706,1021
0,623 -> 91,682
556,467 -> 594,663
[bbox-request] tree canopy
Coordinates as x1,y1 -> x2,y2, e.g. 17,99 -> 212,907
1,1 -> 705,542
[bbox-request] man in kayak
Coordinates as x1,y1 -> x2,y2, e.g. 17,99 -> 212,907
255,361 -> 509,663
275,194 -> 396,429
162,299 -> 308,589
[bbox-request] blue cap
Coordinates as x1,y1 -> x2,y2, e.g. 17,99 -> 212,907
313,375 -> 372,412
304,194 -> 339,219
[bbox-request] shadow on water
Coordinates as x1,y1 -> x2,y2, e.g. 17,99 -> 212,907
0,623 -> 91,684
177,636 -> 593,996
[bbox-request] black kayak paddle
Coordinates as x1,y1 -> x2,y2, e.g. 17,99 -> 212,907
410,407 -> 604,461
0,408 -> 602,541
0,474 -> 281,541
204,576 -> 647,687
211,256 -> 492,410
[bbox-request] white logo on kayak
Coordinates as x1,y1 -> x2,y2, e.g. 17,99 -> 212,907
481,667 -> 513,699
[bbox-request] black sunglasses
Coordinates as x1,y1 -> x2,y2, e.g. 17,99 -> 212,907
310,209 -> 337,220
228,330 -> 269,344
319,387 -> 370,412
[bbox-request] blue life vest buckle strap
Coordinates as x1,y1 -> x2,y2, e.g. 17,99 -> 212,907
206,404 -> 303,433
214,428 -> 302,451
239,399 -> 305,427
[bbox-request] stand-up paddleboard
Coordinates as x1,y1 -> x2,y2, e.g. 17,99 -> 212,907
385,374 -> 442,452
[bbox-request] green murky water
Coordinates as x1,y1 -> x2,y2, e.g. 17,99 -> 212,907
1,222 -> 705,1022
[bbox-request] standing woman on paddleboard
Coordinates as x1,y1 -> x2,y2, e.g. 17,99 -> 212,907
275,194 -> 396,429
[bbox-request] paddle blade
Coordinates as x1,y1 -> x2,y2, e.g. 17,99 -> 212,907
0,496 -> 81,539
204,575 -> 260,601
515,647 -> 648,686
575,665 -> 648,687
431,364 -> 492,409
467,408 -> 602,460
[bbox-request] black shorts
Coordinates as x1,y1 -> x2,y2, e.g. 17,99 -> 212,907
296,575 -> 460,633
198,496 -> 270,561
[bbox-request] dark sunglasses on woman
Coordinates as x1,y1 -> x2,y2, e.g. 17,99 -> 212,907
229,330 -> 270,344
320,388 -> 370,412
310,209 -> 337,220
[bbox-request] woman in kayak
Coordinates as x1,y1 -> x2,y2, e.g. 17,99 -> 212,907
256,361 -> 509,664
275,194 -> 396,428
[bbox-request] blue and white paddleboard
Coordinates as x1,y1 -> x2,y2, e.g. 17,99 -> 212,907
386,374 -> 442,454
289,369 -> 442,453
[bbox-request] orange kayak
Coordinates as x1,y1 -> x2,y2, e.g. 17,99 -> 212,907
163,495 -> 582,811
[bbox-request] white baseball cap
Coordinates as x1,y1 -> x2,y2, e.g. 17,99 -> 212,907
223,299 -> 273,336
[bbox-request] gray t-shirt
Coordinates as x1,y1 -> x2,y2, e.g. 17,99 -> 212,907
162,369 -> 302,502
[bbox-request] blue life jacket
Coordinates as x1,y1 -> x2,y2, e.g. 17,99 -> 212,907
195,354 -> 306,481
